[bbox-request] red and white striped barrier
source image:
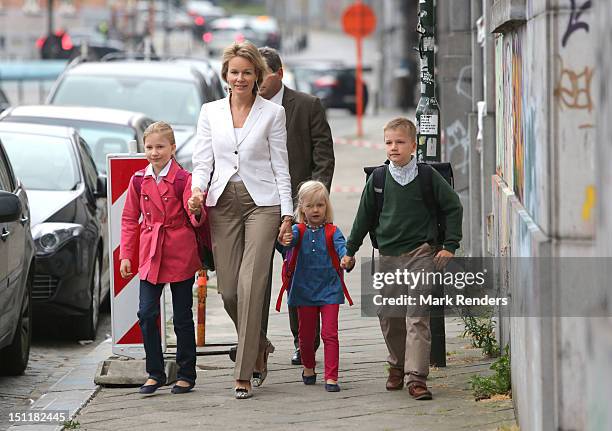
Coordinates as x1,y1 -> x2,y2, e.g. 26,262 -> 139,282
334,137 -> 385,150
332,185 -> 363,194
107,154 -> 167,359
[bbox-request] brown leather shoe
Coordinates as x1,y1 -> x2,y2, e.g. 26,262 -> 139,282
386,367 -> 404,390
407,382 -> 433,400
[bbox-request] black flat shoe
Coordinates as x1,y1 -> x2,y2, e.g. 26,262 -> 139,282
171,382 -> 194,394
139,380 -> 164,394
302,371 -> 316,385
325,383 -> 341,392
291,349 -> 302,365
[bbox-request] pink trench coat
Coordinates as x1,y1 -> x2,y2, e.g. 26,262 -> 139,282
120,160 -> 204,284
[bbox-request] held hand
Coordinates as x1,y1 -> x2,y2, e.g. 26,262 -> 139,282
277,218 -> 292,243
433,249 -> 454,271
120,259 -> 133,279
281,232 -> 293,246
341,255 -> 355,271
188,188 -> 204,214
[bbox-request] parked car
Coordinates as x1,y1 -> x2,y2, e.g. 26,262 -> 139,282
47,60 -> 224,170
0,105 -> 154,174
0,89 -> 9,114
0,122 -> 108,340
186,0 -> 226,40
287,60 -> 369,115
0,138 -> 34,375
36,29 -> 124,60
171,58 -> 226,102
248,15 -> 281,50
204,16 -> 266,56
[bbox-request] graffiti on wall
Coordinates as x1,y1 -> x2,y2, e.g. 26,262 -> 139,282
512,35 -> 524,203
495,35 -> 505,177
562,0 -> 592,48
554,56 -> 594,128
445,120 -> 469,175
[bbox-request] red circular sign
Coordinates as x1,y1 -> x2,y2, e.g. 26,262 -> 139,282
342,3 -> 376,38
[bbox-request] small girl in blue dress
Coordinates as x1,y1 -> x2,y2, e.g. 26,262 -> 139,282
277,180 -> 353,392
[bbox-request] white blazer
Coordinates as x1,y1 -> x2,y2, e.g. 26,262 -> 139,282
192,94 -> 293,216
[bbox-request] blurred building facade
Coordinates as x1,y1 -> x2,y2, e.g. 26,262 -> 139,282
0,0 -> 110,59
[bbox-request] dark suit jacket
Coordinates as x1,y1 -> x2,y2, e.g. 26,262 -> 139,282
281,86 -> 335,198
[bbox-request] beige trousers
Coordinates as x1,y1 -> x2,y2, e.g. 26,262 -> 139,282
378,243 -> 437,384
208,181 -> 280,380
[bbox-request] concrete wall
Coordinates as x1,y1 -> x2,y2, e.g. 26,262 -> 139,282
489,0 -> 604,429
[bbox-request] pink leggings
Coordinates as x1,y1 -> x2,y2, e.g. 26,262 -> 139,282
297,304 -> 340,381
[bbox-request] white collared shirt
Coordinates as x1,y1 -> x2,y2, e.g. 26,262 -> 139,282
145,159 -> 172,184
388,157 -> 418,186
269,84 -> 285,106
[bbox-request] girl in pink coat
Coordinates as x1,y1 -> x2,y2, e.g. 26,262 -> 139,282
120,121 -> 204,395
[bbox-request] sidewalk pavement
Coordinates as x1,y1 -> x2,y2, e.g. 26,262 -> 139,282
72,109 -> 516,431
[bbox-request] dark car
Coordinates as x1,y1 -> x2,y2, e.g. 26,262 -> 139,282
0,122 -> 108,340
0,105 -> 154,174
36,29 -> 124,61
0,139 -> 35,375
288,61 -> 369,115
0,89 -> 9,114
47,60 -> 223,170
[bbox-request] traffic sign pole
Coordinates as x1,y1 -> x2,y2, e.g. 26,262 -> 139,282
356,35 -> 363,136
342,1 -> 376,138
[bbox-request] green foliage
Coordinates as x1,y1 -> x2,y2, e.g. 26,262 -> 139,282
461,315 -> 500,357
470,346 -> 511,400
63,419 -> 81,429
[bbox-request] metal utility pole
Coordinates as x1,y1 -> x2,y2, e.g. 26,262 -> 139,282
416,0 -> 441,163
416,0 -> 446,367
47,0 -> 54,37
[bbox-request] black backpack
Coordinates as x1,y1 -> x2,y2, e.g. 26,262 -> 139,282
363,161 -> 454,249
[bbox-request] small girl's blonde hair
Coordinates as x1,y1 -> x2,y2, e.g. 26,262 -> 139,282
143,121 -> 176,146
295,180 -> 334,224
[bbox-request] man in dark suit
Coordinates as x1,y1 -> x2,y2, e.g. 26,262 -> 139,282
259,46 -> 335,366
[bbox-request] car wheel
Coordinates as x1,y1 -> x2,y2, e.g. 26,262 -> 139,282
75,253 -> 101,340
0,271 -> 32,376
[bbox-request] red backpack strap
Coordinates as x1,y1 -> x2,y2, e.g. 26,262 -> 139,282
173,168 -> 188,199
132,170 -> 145,195
275,223 -> 306,311
325,224 -> 353,306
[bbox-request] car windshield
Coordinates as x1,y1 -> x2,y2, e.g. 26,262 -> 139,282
51,75 -> 202,126
7,118 -> 136,174
0,131 -> 79,191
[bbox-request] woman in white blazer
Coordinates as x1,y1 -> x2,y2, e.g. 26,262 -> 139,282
189,41 -> 293,399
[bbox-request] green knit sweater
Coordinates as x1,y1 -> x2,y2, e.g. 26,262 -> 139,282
346,168 -> 463,257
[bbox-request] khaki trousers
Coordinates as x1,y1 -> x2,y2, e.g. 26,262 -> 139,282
208,182 -> 280,380
378,243 -> 436,385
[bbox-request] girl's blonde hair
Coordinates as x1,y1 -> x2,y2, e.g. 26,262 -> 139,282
143,121 -> 176,146
295,180 -> 334,224
221,41 -> 267,95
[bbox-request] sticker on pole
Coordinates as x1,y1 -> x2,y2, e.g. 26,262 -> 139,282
107,154 -> 166,359
419,114 -> 438,135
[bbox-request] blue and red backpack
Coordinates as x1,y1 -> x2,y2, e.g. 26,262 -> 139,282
275,223 -> 353,311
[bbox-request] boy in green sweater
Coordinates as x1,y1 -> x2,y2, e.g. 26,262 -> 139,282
341,117 -> 463,400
